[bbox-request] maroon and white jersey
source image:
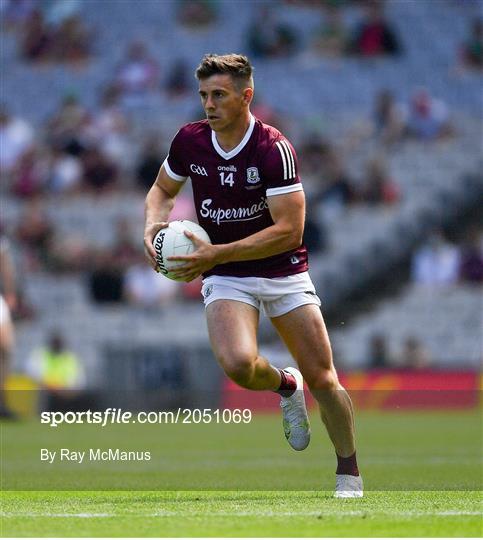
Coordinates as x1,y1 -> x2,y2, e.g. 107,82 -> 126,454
163,114 -> 308,278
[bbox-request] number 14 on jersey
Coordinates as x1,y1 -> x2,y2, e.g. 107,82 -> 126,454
219,172 -> 234,187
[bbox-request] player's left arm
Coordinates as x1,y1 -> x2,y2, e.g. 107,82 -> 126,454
168,190 -> 305,281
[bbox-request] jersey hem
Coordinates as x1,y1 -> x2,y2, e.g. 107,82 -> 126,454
203,266 -> 309,280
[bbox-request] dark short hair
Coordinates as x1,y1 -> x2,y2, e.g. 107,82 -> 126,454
195,54 -> 253,88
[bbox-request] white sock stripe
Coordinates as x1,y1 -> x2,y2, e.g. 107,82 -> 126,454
275,141 -> 288,180
280,140 -> 295,179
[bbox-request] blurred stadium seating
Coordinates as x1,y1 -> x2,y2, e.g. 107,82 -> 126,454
1,0 -> 481,389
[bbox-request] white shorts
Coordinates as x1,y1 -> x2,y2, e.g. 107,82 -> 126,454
0,295 -> 11,326
201,272 -> 321,318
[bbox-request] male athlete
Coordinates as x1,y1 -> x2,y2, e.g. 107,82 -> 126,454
144,54 -> 362,497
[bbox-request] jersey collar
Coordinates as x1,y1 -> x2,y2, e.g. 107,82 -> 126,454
211,114 -> 255,160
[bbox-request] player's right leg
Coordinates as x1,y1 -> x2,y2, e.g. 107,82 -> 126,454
205,299 -> 281,391
206,299 -> 310,450
202,276 -> 309,450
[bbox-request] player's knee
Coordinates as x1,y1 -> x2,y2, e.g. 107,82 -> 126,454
219,352 -> 255,388
306,369 -> 339,393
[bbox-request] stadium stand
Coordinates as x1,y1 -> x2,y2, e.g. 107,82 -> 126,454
1,0 -> 482,387
331,283 -> 482,369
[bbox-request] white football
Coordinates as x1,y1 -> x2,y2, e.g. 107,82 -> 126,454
153,220 -> 211,281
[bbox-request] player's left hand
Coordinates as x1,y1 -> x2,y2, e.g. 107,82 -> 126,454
167,231 -> 221,282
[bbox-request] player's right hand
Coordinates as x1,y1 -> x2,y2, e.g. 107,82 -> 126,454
143,221 -> 168,271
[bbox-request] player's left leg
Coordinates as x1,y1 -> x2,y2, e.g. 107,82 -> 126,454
270,303 -> 362,496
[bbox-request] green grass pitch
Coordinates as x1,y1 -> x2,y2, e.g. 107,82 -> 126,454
2,490 -> 481,537
1,409 -> 482,537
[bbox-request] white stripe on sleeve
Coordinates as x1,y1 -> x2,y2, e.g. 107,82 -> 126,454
275,141 -> 288,180
266,184 -> 303,197
163,157 -> 188,182
281,140 -> 296,179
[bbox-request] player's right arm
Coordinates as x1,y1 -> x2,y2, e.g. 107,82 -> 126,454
144,165 -> 184,270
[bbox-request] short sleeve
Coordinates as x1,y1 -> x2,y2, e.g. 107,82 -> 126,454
164,128 -> 190,182
262,138 -> 303,197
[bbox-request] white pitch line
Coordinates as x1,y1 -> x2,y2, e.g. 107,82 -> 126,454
1,510 -> 481,518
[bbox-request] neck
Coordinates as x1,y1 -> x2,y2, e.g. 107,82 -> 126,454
215,111 -> 251,152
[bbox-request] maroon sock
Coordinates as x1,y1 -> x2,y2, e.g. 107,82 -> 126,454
336,452 -> 359,476
275,369 -> 297,397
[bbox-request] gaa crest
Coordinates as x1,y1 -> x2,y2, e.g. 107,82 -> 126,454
246,167 -> 260,184
203,284 -> 213,299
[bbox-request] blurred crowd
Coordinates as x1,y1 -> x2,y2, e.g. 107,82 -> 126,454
362,225 -> 483,371
410,226 -> 483,287
2,0 -> 481,72
2,0 -> 92,65
366,333 -> 432,370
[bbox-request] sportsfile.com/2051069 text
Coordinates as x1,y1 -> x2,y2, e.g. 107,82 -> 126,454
40,408 -> 252,427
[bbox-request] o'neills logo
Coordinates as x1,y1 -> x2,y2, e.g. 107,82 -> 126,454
200,197 -> 268,225
154,231 -> 168,275
217,165 -> 237,172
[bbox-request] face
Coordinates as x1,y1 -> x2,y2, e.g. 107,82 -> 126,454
198,74 -> 252,133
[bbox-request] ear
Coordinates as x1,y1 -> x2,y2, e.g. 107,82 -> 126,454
243,87 -> 254,106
